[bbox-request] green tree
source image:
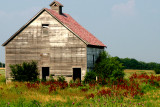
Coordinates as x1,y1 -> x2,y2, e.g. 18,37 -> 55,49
0,62 -> 5,68
94,51 -> 124,81
84,70 -> 96,83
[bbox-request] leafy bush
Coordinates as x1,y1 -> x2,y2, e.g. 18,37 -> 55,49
49,75 -> 55,82
10,61 -> 39,82
57,76 -> 66,82
110,70 -> 125,82
94,51 -> 124,81
69,80 -> 74,84
154,68 -> 160,74
84,70 -> 96,83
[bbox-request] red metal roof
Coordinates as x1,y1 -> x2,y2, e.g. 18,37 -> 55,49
46,8 -> 106,47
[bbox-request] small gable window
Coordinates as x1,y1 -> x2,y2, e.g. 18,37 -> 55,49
42,24 -> 49,28
42,24 -> 49,35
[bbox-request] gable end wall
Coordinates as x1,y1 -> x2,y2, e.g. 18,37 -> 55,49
5,11 -> 87,81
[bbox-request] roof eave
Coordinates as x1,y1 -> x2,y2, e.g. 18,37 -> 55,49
87,44 -> 107,48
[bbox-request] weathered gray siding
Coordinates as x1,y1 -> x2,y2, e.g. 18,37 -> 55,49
5,11 -> 87,80
87,46 -> 104,71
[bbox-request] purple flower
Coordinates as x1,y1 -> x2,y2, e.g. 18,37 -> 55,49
72,102 -> 75,105
98,99 -> 100,102
8,102 -> 10,105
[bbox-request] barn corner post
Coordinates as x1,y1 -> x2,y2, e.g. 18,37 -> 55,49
3,42 -> 8,83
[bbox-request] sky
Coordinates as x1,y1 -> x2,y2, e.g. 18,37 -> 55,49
0,0 -> 160,63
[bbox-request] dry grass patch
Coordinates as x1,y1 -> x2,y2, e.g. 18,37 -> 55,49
24,91 -> 67,103
57,88 -> 87,102
0,68 -> 5,70
124,69 -> 155,79
124,69 -> 154,74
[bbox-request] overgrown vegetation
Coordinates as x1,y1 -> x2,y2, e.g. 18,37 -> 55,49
1,69 -> 160,107
57,76 -> 66,83
84,51 -> 124,83
84,70 -> 96,83
10,61 -> 39,82
1,51 -> 160,106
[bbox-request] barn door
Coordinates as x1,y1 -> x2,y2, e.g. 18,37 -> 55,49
42,67 -> 50,81
73,68 -> 81,81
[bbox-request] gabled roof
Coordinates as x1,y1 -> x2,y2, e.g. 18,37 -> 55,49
50,0 -> 64,7
46,8 -> 106,47
2,8 -> 106,47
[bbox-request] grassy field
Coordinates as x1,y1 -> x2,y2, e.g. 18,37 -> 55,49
0,69 -> 160,107
0,68 -> 5,75
124,69 -> 155,79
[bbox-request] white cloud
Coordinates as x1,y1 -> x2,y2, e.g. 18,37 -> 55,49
112,0 -> 136,16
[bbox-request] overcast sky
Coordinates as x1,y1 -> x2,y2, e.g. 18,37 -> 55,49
0,0 -> 160,63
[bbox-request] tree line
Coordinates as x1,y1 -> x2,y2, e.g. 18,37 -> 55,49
0,62 -> 5,68
113,57 -> 160,70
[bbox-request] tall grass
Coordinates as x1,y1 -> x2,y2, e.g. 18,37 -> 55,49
1,70 -> 160,107
0,69 -> 5,83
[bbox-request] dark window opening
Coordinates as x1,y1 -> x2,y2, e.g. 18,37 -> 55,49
42,24 -> 49,28
42,67 -> 50,81
73,68 -> 81,81
42,24 -> 49,35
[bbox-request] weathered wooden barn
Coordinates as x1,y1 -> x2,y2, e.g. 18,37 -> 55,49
2,1 -> 106,82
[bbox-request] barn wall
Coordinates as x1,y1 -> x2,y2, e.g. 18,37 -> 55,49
5,11 -> 87,81
87,47 -> 104,71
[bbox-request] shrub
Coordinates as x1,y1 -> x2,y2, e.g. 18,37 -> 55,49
10,61 -> 39,82
84,70 -> 96,83
49,75 -> 55,82
154,68 -> 160,74
110,70 -> 125,82
94,51 -> 124,81
69,80 -> 74,84
57,76 -> 66,82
